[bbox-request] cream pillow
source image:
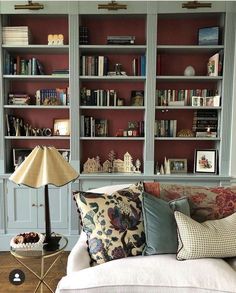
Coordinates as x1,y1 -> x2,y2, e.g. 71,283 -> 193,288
175,211 -> 236,260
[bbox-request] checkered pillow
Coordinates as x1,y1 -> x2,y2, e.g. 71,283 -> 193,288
175,211 -> 236,260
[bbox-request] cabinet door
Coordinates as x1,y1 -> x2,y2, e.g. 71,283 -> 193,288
38,185 -> 68,230
7,181 -> 38,229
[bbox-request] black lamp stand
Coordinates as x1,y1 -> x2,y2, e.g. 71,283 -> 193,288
44,184 -> 61,251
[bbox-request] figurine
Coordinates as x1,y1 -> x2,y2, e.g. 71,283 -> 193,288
13,117 -> 21,136
135,159 -> 141,173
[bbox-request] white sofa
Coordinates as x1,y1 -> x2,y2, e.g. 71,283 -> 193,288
56,184 -> 236,293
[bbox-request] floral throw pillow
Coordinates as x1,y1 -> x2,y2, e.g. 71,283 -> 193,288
74,182 -> 145,264
144,182 -> 236,222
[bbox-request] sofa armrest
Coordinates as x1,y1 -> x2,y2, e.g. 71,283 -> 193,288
67,231 -> 91,274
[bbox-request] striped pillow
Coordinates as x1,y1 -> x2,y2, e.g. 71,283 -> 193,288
175,211 -> 236,260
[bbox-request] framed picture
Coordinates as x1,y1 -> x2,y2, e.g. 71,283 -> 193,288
194,149 -> 217,174
130,90 -> 144,106
13,148 -> 32,169
192,96 -> 204,107
53,119 -> 70,136
169,159 -> 187,174
198,26 -> 219,45
58,149 -> 70,162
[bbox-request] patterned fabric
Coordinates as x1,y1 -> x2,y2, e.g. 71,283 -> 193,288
175,211 -> 236,260
74,182 -> 145,265
144,182 -> 236,222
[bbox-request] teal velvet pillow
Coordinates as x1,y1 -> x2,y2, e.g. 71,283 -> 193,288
142,192 -> 190,255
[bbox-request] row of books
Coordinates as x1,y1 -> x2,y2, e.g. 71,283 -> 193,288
80,55 -> 109,76
36,88 -> 69,105
155,120 -> 177,137
80,88 -> 118,106
4,54 -> 43,75
2,26 -> 32,45
192,110 -> 218,137
80,116 -> 108,137
156,89 -> 219,106
132,55 -> 146,76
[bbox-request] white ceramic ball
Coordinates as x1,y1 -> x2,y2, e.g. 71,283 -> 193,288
184,66 -> 195,76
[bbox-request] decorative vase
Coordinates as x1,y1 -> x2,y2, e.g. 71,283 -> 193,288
184,66 -> 195,76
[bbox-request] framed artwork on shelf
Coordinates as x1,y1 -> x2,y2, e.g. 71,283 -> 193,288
130,90 -> 144,106
194,149 -> 217,174
198,26 -> 219,45
13,148 -> 32,170
58,149 -> 70,162
169,159 -> 187,174
53,119 -> 70,136
192,96 -> 204,107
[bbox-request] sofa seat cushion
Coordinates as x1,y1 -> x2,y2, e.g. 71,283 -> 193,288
144,182 -> 236,222
56,254 -> 236,293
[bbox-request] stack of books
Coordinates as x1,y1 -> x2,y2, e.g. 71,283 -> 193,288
2,26 -> 32,45
8,93 -> 31,105
155,120 -> 177,137
107,35 -> 135,45
192,110 -> 218,137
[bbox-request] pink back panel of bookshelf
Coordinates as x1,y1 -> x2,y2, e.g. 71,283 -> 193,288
81,140 -> 144,171
81,16 -> 146,45
157,53 -> 214,76
9,16 -> 69,44
157,15 -> 222,45
11,139 -> 70,150
156,109 -> 194,131
156,81 -> 217,91
155,140 -> 216,173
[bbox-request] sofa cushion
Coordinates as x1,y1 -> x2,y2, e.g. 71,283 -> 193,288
175,211 -> 236,260
56,254 -> 236,293
144,182 -> 236,222
74,182 -> 145,264
142,192 -> 190,255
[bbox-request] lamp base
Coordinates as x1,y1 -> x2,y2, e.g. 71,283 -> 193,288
44,235 -> 61,251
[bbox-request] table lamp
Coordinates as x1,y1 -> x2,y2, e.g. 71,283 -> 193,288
9,146 -> 79,251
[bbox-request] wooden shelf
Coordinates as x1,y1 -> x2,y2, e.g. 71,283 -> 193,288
4,105 -> 69,109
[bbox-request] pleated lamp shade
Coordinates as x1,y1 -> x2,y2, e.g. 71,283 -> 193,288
9,146 -> 79,188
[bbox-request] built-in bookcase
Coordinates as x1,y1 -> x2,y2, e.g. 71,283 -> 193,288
155,13 -> 225,173
78,14 -> 147,173
1,14 -> 69,173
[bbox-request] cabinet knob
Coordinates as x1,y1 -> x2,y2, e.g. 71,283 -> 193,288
39,204 -> 44,207
32,203 -> 37,207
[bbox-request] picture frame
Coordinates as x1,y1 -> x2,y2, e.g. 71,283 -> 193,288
194,149 -> 217,174
198,26 -> 219,45
130,90 -> 144,106
53,119 -> 70,136
192,96 -> 204,107
58,149 -> 70,162
169,158 -> 187,174
13,148 -> 32,169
